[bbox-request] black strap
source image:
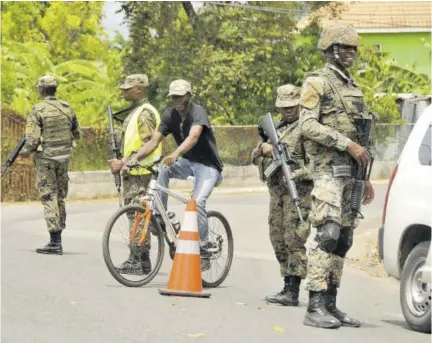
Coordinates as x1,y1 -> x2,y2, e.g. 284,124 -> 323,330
323,70 -> 351,114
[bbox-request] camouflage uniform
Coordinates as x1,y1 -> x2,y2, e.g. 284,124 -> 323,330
300,24 -> 368,328
118,75 -> 157,206
115,74 -> 158,274
252,85 -> 313,306
21,75 -> 80,255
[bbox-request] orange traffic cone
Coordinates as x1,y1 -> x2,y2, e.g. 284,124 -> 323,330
159,200 -> 211,298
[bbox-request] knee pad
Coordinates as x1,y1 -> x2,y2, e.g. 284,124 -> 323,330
316,221 -> 341,253
333,227 -> 354,257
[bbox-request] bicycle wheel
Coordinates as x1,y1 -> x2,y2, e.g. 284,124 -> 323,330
202,211 -> 234,288
103,204 -> 165,287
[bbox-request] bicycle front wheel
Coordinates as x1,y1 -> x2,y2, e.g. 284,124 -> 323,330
202,211 -> 234,288
102,204 -> 165,287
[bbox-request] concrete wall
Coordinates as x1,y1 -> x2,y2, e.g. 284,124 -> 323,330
67,162 -> 396,200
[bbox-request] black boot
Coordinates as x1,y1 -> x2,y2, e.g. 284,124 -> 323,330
325,285 -> 361,327
115,255 -> 143,275
265,276 -> 300,306
36,231 -> 63,255
141,250 -> 152,275
304,291 -> 341,329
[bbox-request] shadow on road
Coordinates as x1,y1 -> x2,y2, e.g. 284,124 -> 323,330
381,319 -> 412,331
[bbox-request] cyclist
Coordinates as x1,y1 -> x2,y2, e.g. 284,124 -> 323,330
122,79 -> 224,271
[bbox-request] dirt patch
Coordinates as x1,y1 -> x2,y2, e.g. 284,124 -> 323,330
347,224 -> 390,279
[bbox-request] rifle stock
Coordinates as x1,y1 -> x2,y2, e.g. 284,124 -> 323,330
1,137 -> 26,177
258,113 -> 304,222
108,105 -> 122,207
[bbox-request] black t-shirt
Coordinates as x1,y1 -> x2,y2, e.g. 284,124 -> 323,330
158,103 -> 224,172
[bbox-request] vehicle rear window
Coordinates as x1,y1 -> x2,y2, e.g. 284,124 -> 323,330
418,124 -> 431,166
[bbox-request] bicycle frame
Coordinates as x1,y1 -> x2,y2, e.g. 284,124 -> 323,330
139,176 -> 190,249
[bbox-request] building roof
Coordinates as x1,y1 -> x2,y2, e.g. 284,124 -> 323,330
298,1 -> 431,33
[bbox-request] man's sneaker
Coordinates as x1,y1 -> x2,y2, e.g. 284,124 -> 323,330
200,246 -> 212,271
200,258 -> 211,271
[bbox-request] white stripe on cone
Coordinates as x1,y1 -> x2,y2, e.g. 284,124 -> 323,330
181,211 -> 199,233
176,240 -> 200,255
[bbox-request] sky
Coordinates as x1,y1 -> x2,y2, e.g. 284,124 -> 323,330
101,1 -> 129,39
101,1 -> 205,40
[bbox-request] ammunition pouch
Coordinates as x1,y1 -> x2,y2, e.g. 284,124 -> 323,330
332,165 -> 354,178
264,160 -> 282,180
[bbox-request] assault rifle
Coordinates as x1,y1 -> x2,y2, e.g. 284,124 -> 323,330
108,105 -> 122,207
350,112 -> 376,222
111,104 -> 138,123
1,137 -> 26,177
258,113 -> 304,222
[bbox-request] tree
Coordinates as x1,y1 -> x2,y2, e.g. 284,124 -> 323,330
1,1 -> 126,126
120,1 -> 430,125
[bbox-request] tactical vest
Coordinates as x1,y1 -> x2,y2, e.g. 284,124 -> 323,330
123,103 -> 162,176
307,65 -> 365,172
40,98 -> 74,160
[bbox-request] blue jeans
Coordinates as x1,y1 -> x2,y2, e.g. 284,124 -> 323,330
156,158 -> 223,247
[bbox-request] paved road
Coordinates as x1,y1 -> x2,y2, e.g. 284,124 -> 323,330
2,186 -> 430,342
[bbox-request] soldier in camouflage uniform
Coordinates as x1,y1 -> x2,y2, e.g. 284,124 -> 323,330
108,74 -> 161,275
252,85 -> 313,306
20,75 -> 80,255
299,23 -> 375,329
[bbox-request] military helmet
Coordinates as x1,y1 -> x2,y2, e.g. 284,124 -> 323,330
317,23 -> 359,51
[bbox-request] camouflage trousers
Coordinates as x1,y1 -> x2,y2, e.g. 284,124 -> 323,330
123,173 -> 151,206
123,173 -> 152,251
268,181 -> 313,279
35,156 -> 69,233
305,174 -> 357,292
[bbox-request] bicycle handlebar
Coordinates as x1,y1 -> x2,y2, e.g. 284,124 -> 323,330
126,156 -> 164,175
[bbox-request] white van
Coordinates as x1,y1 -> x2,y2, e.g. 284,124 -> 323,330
379,104 -> 432,333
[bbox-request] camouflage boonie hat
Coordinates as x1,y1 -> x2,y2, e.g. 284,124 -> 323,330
275,85 -> 300,107
167,79 -> 193,97
36,75 -> 57,88
120,74 -> 149,89
318,23 -> 360,51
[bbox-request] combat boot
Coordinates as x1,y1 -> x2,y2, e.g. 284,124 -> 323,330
141,250 -> 152,275
36,231 -> 63,255
325,285 -> 361,327
303,291 -> 341,329
265,276 -> 301,306
116,255 -> 145,275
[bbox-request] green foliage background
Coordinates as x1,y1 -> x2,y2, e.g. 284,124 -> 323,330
2,1 -> 430,128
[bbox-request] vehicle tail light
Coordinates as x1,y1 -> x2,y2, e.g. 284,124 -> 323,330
382,164 -> 399,225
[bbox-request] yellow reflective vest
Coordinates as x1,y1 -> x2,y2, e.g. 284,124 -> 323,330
123,103 -> 162,175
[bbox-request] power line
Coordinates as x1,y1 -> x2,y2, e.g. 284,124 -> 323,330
205,1 -> 307,15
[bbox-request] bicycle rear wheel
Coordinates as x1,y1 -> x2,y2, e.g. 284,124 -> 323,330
202,211 -> 234,288
102,204 -> 165,287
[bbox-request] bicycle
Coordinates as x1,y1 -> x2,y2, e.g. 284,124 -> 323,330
102,158 -> 234,288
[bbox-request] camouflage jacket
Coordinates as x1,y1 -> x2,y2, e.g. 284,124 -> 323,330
299,63 -> 368,174
116,98 -> 157,158
21,96 -> 80,160
251,119 -> 311,189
